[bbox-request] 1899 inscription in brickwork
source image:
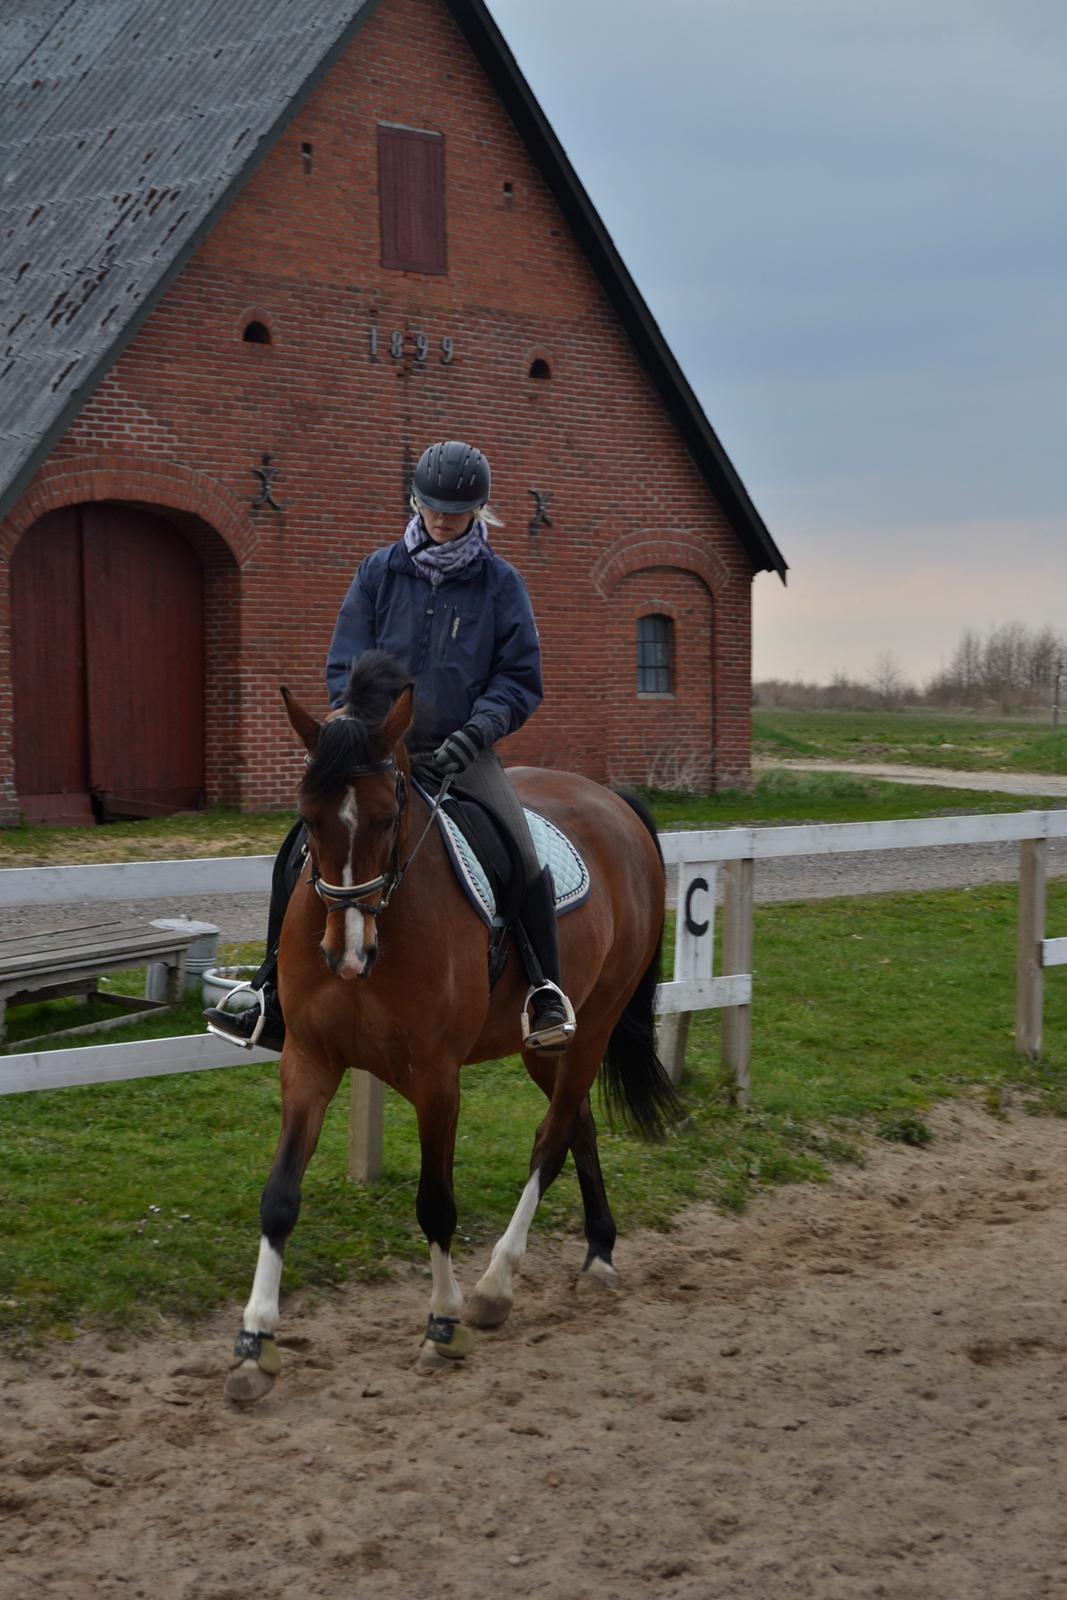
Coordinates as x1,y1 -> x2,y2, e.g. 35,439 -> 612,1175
368,328 -> 455,364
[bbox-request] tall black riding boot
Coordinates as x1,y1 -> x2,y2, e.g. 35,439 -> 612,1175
516,865 -> 576,1054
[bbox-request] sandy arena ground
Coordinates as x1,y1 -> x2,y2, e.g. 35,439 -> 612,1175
1,1098 -> 1065,1600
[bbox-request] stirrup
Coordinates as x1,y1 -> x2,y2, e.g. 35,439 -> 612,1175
521,981 -> 577,1051
204,980 -> 267,1050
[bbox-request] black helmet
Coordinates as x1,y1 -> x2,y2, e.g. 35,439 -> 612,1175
412,440 -> 491,514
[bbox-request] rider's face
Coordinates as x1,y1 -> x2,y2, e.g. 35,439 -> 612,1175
418,504 -> 475,544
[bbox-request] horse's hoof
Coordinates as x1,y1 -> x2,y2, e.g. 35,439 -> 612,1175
464,1289 -> 513,1328
416,1339 -> 467,1374
577,1257 -> 621,1293
225,1360 -> 277,1405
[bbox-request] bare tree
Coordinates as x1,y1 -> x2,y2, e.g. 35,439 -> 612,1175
869,650 -> 907,708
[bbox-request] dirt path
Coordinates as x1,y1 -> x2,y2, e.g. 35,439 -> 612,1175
2,1100 -> 1065,1599
755,758 -> 1067,798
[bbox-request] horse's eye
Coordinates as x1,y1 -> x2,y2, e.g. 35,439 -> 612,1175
375,815 -> 397,834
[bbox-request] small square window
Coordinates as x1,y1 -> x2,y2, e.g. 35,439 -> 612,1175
637,614 -> 673,695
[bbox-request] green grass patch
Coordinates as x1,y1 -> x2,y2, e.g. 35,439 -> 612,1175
644,769 -> 1065,829
2,883 -> 1065,1345
0,807 -> 293,867
753,707 -> 1067,773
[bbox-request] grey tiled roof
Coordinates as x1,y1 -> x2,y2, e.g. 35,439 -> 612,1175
0,0 -> 785,574
0,0 -> 372,519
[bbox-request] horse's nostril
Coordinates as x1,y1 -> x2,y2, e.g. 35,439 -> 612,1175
363,946 -> 379,977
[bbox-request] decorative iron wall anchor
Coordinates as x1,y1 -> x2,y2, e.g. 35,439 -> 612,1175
251,453 -> 282,511
528,488 -> 553,535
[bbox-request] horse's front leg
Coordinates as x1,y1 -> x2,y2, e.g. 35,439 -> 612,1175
225,1045 -> 344,1404
412,1069 -> 474,1372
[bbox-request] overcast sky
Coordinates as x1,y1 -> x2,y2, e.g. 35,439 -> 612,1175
489,0 -> 1067,686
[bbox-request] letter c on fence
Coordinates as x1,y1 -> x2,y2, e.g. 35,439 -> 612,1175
684,877 -> 710,938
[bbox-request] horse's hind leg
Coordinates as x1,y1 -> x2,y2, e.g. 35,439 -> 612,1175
570,1096 -> 620,1291
225,1046 -> 344,1404
466,1038 -> 605,1329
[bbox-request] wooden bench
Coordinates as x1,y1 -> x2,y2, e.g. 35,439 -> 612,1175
0,919 -> 203,1049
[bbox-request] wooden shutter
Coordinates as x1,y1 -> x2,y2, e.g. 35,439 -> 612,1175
378,124 -> 447,274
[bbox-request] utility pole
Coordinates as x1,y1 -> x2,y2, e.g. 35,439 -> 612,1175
1054,658 -> 1063,732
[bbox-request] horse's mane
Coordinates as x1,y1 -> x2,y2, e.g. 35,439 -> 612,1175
301,651 -> 412,801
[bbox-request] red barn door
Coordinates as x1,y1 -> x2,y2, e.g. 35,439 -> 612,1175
11,504 -> 205,823
10,507 -> 92,824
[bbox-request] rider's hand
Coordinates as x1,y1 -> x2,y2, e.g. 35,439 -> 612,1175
430,724 -> 483,778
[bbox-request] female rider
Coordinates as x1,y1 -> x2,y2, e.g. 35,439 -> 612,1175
204,439 -> 575,1055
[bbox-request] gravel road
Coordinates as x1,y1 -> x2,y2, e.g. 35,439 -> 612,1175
6,764 -> 1065,940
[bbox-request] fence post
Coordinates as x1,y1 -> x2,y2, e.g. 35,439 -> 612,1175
348,1068 -> 384,1183
720,857 -> 754,1105
660,861 -> 718,1086
659,1011 -> 690,1089
1015,838 -> 1047,1059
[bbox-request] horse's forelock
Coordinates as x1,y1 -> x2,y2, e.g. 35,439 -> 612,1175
300,717 -> 375,801
343,650 -> 412,725
301,651 -> 411,800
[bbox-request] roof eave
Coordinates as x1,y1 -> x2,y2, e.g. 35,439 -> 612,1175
447,0 -> 788,583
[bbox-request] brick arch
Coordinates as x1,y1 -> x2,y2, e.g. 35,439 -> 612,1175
0,457 -> 253,820
591,530 -> 731,601
0,453 -> 256,567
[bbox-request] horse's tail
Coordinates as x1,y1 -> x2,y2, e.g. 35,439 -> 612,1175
599,790 -> 681,1141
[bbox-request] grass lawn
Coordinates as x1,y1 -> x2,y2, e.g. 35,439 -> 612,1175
754,707 -> 1067,774
1,767 -> 1063,871
2,882 -> 1065,1345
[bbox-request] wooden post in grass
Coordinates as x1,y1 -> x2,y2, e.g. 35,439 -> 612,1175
720,858 -> 754,1105
348,1069 -> 384,1183
1015,838 -> 1047,1060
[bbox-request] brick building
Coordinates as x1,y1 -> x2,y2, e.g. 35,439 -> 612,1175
0,0 -> 786,826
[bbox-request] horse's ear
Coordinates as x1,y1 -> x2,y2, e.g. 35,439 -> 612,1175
380,684 -> 414,750
280,685 -> 321,754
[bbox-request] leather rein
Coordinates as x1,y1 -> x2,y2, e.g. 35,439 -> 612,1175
308,757 -> 451,918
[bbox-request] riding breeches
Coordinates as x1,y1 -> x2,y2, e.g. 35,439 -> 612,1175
451,747 -> 541,884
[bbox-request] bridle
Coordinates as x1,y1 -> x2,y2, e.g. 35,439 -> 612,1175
308,756 -> 451,918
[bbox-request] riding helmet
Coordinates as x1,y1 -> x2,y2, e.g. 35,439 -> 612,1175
412,440 -> 491,514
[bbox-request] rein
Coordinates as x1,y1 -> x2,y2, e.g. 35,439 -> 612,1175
309,759 -> 452,917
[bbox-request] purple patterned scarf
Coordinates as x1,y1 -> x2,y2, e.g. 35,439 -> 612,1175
403,514 -> 489,587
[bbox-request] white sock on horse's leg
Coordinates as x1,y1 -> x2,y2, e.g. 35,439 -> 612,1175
243,1235 -> 284,1333
474,1170 -> 542,1305
429,1242 -> 463,1319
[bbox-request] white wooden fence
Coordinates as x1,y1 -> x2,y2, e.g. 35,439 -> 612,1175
1,808 -> 1064,1184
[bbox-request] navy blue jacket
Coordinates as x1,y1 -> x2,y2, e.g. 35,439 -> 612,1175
325,539 -> 543,746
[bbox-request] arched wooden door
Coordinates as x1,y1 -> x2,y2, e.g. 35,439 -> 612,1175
12,503 -> 205,823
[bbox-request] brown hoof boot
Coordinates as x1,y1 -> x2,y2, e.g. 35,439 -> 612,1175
415,1316 -> 473,1373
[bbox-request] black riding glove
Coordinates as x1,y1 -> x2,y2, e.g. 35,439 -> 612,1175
430,723 -> 484,778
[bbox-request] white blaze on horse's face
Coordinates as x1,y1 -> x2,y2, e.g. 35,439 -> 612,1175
337,784 -> 372,980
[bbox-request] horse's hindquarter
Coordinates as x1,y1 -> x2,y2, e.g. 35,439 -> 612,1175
469,768 -> 666,1063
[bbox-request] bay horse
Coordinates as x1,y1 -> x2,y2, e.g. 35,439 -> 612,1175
226,651 -> 675,1402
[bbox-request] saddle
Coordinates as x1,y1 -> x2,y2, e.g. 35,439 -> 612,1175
411,772 -> 590,990
411,774 -> 590,929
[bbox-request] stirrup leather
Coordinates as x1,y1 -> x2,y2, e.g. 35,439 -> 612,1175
521,980 -> 577,1049
205,980 -> 267,1050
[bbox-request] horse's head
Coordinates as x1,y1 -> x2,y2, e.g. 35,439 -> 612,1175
283,652 -> 414,981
